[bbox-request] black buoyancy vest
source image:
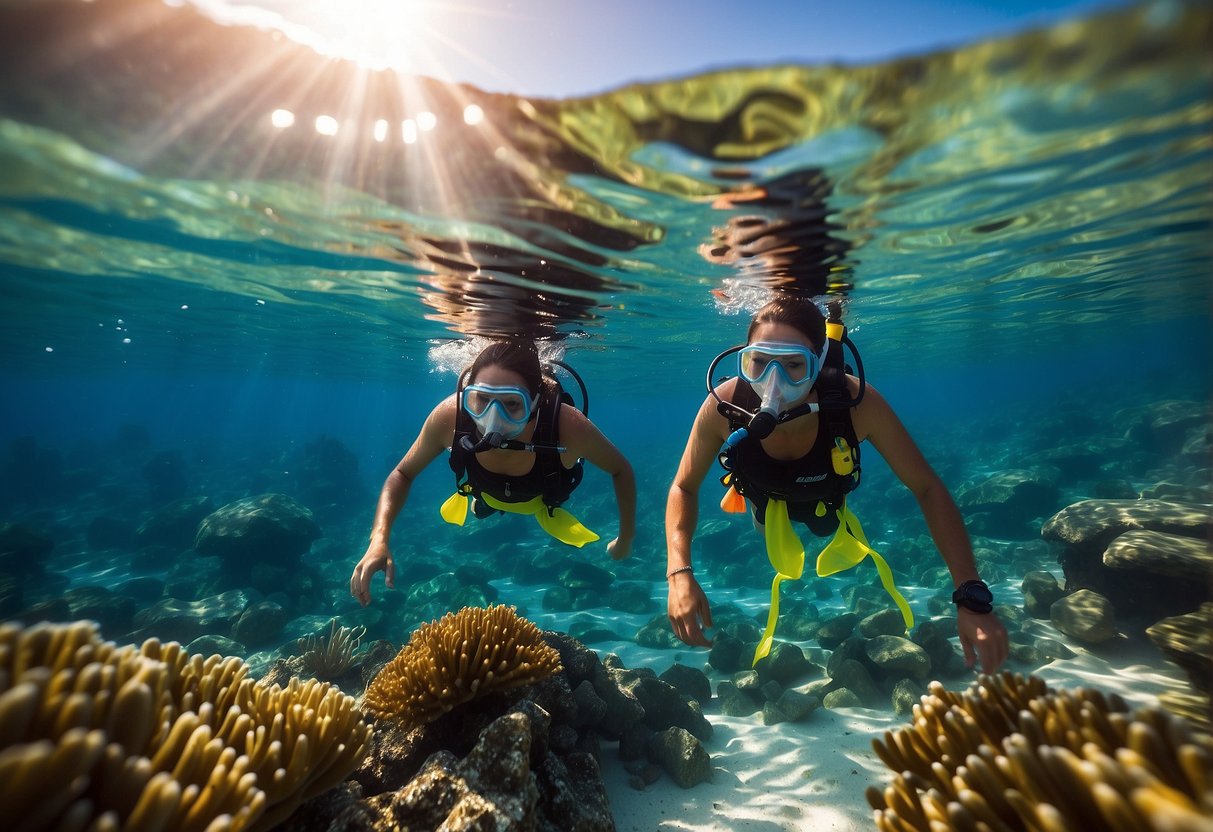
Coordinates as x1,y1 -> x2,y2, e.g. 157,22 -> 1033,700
720,375 -> 861,510
449,387 -> 584,510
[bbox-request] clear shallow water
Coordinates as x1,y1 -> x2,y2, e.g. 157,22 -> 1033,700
0,0 -> 1210,718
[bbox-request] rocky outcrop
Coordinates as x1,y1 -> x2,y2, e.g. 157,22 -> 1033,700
194,493 -> 321,576
1041,498 -> 1211,624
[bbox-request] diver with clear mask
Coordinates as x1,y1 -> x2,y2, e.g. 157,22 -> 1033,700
665,294 -> 1008,673
351,339 -> 636,607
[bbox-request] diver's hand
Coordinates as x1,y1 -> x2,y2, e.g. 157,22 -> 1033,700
957,608 -> 1009,673
668,571 -> 713,647
350,541 -> 395,607
607,537 -> 632,561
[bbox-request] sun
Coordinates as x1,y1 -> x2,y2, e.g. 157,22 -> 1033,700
184,0 -> 443,71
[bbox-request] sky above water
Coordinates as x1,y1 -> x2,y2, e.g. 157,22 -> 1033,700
185,0 -> 1135,97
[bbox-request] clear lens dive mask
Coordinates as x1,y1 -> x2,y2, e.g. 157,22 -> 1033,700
738,340 -> 826,411
462,384 -> 536,439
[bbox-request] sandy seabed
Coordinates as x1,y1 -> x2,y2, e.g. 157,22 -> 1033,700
602,638 -> 1189,832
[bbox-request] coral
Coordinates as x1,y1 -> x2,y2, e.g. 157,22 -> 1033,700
0,619 -> 372,832
363,604 -> 562,728
867,673 -> 1213,832
295,618 -> 367,681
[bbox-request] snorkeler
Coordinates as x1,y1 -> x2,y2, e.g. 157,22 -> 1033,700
665,295 -> 1008,673
350,339 -> 636,606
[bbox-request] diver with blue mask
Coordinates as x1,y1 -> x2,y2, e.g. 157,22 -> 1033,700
666,295 -> 1008,673
351,340 -> 636,608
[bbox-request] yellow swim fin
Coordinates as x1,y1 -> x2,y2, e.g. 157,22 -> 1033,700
817,503 -> 913,632
479,492 -> 600,548
440,492 -> 469,526
535,506 -> 600,548
753,499 -> 806,666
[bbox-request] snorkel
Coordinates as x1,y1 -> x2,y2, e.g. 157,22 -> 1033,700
454,361 -> 587,455
708,303 -> 865,448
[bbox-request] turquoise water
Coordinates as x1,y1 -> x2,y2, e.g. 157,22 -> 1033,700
0,0 -> 1210,710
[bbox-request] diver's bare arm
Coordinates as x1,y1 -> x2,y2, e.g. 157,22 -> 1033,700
855,384 -> 980,585
665,392 -> 729,573
565,408 -> 637,545
368,399 -> 454,546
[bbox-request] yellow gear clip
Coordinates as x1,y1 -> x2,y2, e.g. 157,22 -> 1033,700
831,437 -> 854,476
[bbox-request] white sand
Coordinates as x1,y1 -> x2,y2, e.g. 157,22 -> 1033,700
493,577 -> 1195,832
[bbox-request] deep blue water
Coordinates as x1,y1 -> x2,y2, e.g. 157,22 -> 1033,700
0,0 -> 1210,698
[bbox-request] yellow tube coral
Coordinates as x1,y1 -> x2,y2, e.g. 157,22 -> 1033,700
867,673 -> 1213,832
363,604 -> 562,728
0,620 -> 372,832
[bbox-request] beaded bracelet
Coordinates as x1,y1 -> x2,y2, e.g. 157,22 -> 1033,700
666,565 -> 694,579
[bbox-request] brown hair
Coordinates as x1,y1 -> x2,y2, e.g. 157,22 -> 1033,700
466,340 -> 545,396
746,295 -> 827,350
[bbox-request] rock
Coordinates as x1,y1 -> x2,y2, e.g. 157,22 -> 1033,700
755,641 -> 818,686
618,722 -> 654,762
63,586 -> 137,636
135,496 -> 214,549
607,581 -> 654,614
1103,530 -> 1212,581
762,689 -> 820,725
1042,499 -> 1211,623
1147,603 -> 1213,694
956,469 -> 1062,538
609,666 -> 712,742
572,680 -> 607,727
707,632 -> 746,673
386,712 -> 539,829
1041,499 -> 1208,549
1035,637 -> 1076,661
567,620 -> 621,644
193,493 -> 321,572
822,688 -> 864,709
634,615 -> 684,650
816,612 -> 859,650
1050,590 -> 1117,644
186,633 -> 246,656
829,659 -> 881,707
164,556 -> 224,600
647,727 -> 711,788
912,620 -> 960,679
231,600 -> 288,646
131,589 -> 252,643
717,681 -> 762,717
1021,571 -> 1066,619
859,608 -> 908,638
891,678 -> 922,716
559,561 -> 614,592
658,663 -> 712,705
534,752 -> 614,832
865,636 -> 932,681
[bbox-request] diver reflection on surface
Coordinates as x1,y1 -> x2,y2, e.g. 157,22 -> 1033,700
701,167 -> 854,307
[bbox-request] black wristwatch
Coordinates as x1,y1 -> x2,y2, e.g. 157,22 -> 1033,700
952,579 -> 994,614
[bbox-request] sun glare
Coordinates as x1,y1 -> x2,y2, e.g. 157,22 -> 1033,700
186,0 -> 440,71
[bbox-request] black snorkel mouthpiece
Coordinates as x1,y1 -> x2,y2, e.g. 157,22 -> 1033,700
460,432 -> 505,453
726,408 -> 777,448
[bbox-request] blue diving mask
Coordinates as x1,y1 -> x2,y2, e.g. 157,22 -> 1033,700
738,340 -> 827,412
462,383 -> 536,440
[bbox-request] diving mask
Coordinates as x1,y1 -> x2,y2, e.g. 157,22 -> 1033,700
739,340 -> 826,412
462,383 -> 536,440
